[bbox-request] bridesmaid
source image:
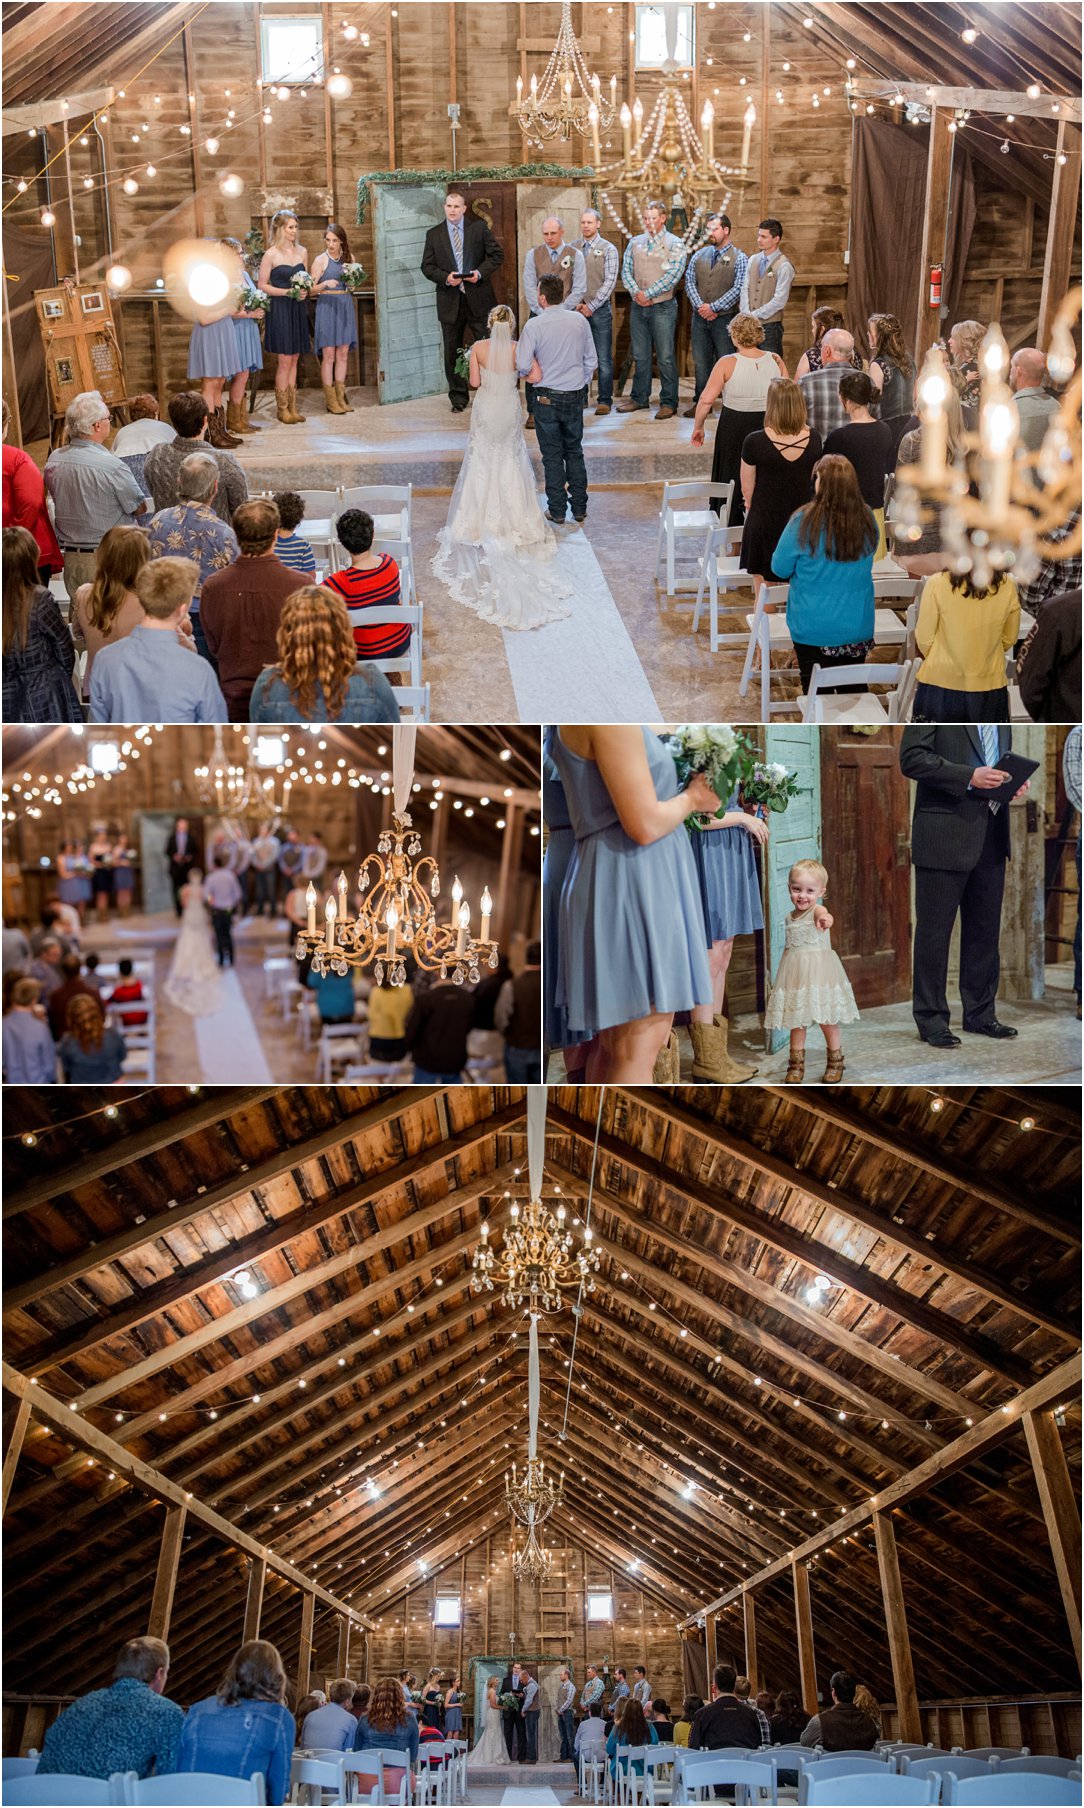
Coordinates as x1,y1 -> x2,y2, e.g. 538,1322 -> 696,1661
222,236 -> 265,436
186,242 -> 244,448
444,1677 -> 464,1741
56,841 -> 86,925
551,725 -> 716,1083
310,222 -> 358,414
684,788 -> 769,1083
542,727 -> 593,1083
88,827 -> 114,924
111,830 -> 135,917
258,209 -> 311,425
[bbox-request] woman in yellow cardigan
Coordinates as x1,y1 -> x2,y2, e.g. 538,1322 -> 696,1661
912,568 -> 1020,722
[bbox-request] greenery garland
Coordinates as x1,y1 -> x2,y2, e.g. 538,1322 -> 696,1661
356,164 -> 596,224
466,1653 -> 573,1683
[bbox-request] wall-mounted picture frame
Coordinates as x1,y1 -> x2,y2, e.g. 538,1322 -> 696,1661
80,291 -> 105,316
55,358 -> 75,385
41,298 -> 65,319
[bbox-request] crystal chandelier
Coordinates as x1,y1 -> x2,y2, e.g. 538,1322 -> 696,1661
471,1195 -> 600,1312
511,0 -> 617,147
196,728 -> 292,827
512,1520 -> 553,1584
506,1456 -> 564,1527
893,291 -> 1082,588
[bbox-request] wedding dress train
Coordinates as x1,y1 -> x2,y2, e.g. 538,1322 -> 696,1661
163,877 -> 223,1017
432,322 -> 573,630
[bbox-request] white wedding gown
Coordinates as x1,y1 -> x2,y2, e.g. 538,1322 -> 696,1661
163,878 -> 223,1017
471,1686 -> 507,1764
432,322 -> 573,630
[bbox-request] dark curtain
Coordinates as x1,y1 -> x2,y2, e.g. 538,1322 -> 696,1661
5,220 -> 55,444
682,1632 -> 707,1700
849,116 -> 977,360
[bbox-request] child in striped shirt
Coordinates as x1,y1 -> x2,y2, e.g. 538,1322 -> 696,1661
273,491 -> 318,577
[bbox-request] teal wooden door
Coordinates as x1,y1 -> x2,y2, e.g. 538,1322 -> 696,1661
371,183 -> 446,404
764,727 -> 822,1052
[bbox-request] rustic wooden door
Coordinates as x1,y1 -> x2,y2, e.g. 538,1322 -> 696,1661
515,182 -> 592,321
456,182 -> 518,309
819,727 -> 912,1006
370,182 -> 446,403
764,727 -> 822,1051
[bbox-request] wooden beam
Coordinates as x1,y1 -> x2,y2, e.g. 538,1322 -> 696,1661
916,107 -> 954,362
792,1561 -> 818,1715
1023,1409 -> 1082,1671
873,1511 -> 921,1741
243,1555 -> 266,1642
2,1396 -> 32,1513
299,1591 -> 315,1696
1039,123 -> 1082,349
742,1591 -> 758,1692
147,1504 -> 186,1641
336,1613 -> 350,1676
705,1609 -> 718,1680
849,83 -> 1082,121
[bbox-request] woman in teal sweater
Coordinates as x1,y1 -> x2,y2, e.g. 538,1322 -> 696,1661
606,1699 -> 659,1782
771,453 -> 878,694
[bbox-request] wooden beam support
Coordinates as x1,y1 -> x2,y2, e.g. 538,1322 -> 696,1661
2,1396 -> 32,1513
742,1591 -> 758,1692
792,1561 -> 818,1716
704,1609 -> 718,1681
1039,123 -> 1082,349
336,1613 -> 351,1677
873,1511 -> 921,1741
1023,1409 -> 1082,1671
243,1556 -> 266,1643
147,1504 -> 187,1641
916,107 -> 954,362
299,1591 -> 316,1697
849,83 -> 1082,121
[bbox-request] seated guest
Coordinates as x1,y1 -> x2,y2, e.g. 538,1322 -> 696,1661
606,1699 -> 658,1782
301,1679 -> 357,1751
912,567 -> 1020,723
177,1639 -> 294,1807
249,586 -> 399,725
325,509 -> 411,669
1009,347 -> 1059,470
756,1692 -> 777,1728
306,961 -> 356,1025
46,950 -> 98,1041
273,491 -> 318,576
3,921 -> 32,980
109,956 -> 148,1026
37,1636 -> 183,1780
294,1693 -> 322,1742
495,941 -> 542,1083
735,1677 -> 770,1744
44,391 -> 147,599
1017,587 -> 1082,722
2,977 -> 56,1083
689,1665 -> 762,1751
111,393 -> 176,494
147,453 -> 239,662
853,1683 -> 882,1736
30,936 -> 65,994
672,1696 -> 703,1748
350,1686 -> 372,1722
367,969 -> 414,1063
798,329 -> 857,440
59,993 -> 126,1082
1019,507 -> 1082,623
772,454 -> 878,693
91,557 -> 226,724
794,306 -> 864,380
799,1670 -> 878,1750
649,1699 -> 676,1742
2,525 -> 82,724
353,1676 -> 420,1800
200,499 -> 304,720
72,523 -> 152,702
823,372 -> 894,557
144,390 -> 248,524
405,973 -> 475,1083
769,1687 -> 808,1745
576,1703 -> 608,1765
3,397 -> 62,581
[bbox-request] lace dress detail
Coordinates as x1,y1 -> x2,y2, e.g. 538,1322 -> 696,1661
764,911 -> 859,1029
163,880 -> 223,1017
471,1686 -> 507,1763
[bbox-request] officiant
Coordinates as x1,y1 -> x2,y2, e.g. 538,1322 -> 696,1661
421,191 -> 504,412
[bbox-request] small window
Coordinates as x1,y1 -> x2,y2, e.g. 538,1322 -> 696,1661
434,1596 -> 462,1627
587,1592 -> 613,1623
260,14 -> 323,85
635,4 -> 694,69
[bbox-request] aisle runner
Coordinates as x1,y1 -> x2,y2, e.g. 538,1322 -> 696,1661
502,531 -> 660,721
193,967 -> 274,1083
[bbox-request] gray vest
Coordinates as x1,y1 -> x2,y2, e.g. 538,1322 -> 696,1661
631,233 -> 681,301
692,243 -> 740,308
747,254 -> 783,313
572,235 -> 613,304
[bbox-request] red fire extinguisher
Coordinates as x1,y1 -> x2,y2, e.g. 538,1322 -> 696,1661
929,264 -> 943,309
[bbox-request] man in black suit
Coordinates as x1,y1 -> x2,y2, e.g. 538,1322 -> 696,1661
900,725 -> 1028,1048
499,1661 -> 526,1762
164,816 -> 198,918
420,190 -> 503,412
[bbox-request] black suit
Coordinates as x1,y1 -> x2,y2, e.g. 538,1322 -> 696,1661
420,215 -> 504,405
499,1670 -> 526,1762
165,828 -> 198,918
900,725 -> 1013,1036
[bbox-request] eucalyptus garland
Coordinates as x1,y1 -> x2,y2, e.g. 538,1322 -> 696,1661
466,1652 -> 573,1682
356,164 -> 597,224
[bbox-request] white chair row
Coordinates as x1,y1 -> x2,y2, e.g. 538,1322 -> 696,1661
738,576 -> 920,719
655,481 -> 735,597
281,486 -> 417,602
802,655 -> 921,724
2,1776 -> 265,1806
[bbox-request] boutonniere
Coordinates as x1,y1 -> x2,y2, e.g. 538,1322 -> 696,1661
559,253 -> 573,271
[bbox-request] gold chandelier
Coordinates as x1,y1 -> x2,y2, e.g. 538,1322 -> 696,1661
894,291 -> 1082,588
511,0 -> 617,146
512,1520 -> 553,1584
196,728 -> 292,827
593,83 -> 755,250
506,1456 -> 564,1527
471,1195 -> 600,1312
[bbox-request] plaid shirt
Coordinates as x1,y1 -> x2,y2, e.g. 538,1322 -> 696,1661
1064,724 -> 1081,815
1019,509 -> 1083,618
799,365 -> 850,439
622,231 -> 687,304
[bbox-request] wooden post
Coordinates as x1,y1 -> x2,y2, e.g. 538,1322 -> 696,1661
150,298 -> 167,415
336,1613 -> 351,1677
321,1 -> 334,215
759,7 -> 771,221
704,1609 -> 717,1681
915,107 -> 953,362
484,1536 -> 492,1653
1024,1410 -> 1082,1671
2,1397 -> 32,1513
363,1632 -> 370,1682
742,1591 -> 758,1692
792,1562 -> 817,1716
873,1511 -> 921,1741
243,1554 -> 266,1642
147,1504 -> 187,1641
1038,123 -> 1082,349
299,1590 -> 316,1697
494,802 -> 523,948
181,24 -> 205,236
385,11 -> 397,170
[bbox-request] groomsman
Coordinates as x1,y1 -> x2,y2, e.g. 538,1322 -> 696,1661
632,1667 -> 652,1707
608,1668 -> 630,1718
523,216 -> 586,427
580,1664 -> 605,1714
616,201 -> 687,420
683,214 -> 747,416
420,190 -> 504,412
557,1668 -> 577,1762
571,208 -> 620,415
739,218 -> 794,358
521,1671 -> 541,1763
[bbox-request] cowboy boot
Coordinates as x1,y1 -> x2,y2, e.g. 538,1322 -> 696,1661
206,405 -> 242,449
822,1046 -> 845,1084
713,1013 -> 759,1081
322,383 -> 347,414
284,384 -> 304,424
275,387 -> 293,424
241,395 -> 261,431
225,400 -> 250,437
784,1049 -> 805,1083
651,1029 -> 679,1084
334,380 -> 355,412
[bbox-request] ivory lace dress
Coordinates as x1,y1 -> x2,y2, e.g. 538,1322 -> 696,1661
764,909 -> 859,1030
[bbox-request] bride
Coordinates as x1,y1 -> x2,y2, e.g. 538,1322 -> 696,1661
471,1674 -> 507,1764
163,868 -> 222,1016
433,304 -> 573,630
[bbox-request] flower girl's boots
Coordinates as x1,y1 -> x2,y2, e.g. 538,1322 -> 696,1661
689,1017 -> 758,1083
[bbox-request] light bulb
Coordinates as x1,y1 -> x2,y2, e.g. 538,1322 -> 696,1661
457,900 -> 470,928
219,172 -> 244,198
187,261 -> 231,307
204,136 -> 220,155
980,325 -> 1009,379
40,209 -> 56,226
106,264 -> 132,291
386,902 -> 399,929
451,875 -> 463,904
327,72 -> 354,99
122,177 -> 139,195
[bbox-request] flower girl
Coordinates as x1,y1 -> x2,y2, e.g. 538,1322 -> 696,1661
764,858 -> 858,1083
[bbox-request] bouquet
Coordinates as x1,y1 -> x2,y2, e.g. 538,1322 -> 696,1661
239,285 -> 271,316
743,760 -> 801,815
497,1692 -> 522,1713
665,723 -> 752,830
341,261 -> 368,291
288,270 -> 315,301
453,346 -> 472,379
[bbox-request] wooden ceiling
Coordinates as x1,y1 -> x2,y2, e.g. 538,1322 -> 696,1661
2,1083 -> 1080,1706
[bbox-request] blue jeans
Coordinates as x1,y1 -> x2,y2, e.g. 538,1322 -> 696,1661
587,301 -> 614,404
691,309 -> 736,399
191,612 -> 216,669
630,296 -> 678,408
760,318 -> 784,356
1075,838 -> 1081,1003
533,386 -> 589,520
413,1064 -> 464,1082
559,1710 -> 576,1761
524,1712 -> 539,1762
504,1045 -> 542,1083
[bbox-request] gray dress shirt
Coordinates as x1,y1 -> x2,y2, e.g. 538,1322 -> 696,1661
516,309 -> 598,391
43,440 -> 145,547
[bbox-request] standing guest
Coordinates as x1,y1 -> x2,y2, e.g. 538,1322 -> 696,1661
1017,587 -> 1081,723
521,1670 -> 541,1764
56,843 -> 89,924
301,832 -> 328,883
3,921 -> 32,979
632,1669 -> 651,1709
495,940 -> 542,1083
616,201 -> 687,420
689,1665 -> 762,1752
1010,347 -> 1059,464
608,1669 -> 631,1718
2,525 -> 82,723
221,236 -> 266,436
444,1677 -> 464,1741
44,391 -> 146,598
866,313 -> 915,458
200,499 -> 304,719
36,1638 -> 182,1781
147,454 -> 239,663
186,250 -> 245,447
272,491 -> 318,576
420,189 -> 504,414
144,391 -> 249,523
770,1688 -> 809,1744
739,219 -> 795,357
30,936 -> 65,998
59,994 -> 126,1082
691,313 -> 787,524
302,1680 -> 357,1751
353,1676 -> 420,1800
166,818 -> 198,917
522,214 -> 587,427
278,828 -> 304,909
91,558 -> 225,725
311,222 -> 359,414
556,1667 -> 577,1764
794,306 -> 864,380
110,834 -> 135,915
683,786 -> 769,1084
798,328 -> 858,439
203,854 -> 243,967
111,393 -> 177,494
947,320 -> 986,410
405,974 -> 476,1082
177,1640 -> 295,1806
3,977 -> 56,1083
324,510 -> 411,665
72,524 -> 153,702
88,827 -> 114,922
799,1671 -> 878,1751
515,278 -> 597,524
1019,508 -> 1082,623
673,1697 -> 704,1748
735,1677 -> 770,1744
249,822 -> 282,917
893,385 -> 968,578
571,208 -> 620,415
683,213 -> 748,416
542,728 -> 592,1082
912,569 -> 1020,723
258,209 -> 311,425
1064,726 -> 1082,1022
772,454 -> 878,693
740,378 -> 820,595
46,950 -> 97,1041
824,372 -> 894,557
366,970 -> 414,1063
580,1665 -> 605,1714
306,961 -> 356,1026
3,396 -> 62,581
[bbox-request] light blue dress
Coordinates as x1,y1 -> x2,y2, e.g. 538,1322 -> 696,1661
552,728 -> 711,1038
187,314 -> 243,379
232,275 -> 264,373
542,728 -> 587,1053
314,256 -> 358,351
687,784 -> 764,941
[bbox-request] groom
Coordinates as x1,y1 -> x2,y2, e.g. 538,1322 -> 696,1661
516,275 -> 597,525
499,1661 -> 526,1762
420,191 -> 504,412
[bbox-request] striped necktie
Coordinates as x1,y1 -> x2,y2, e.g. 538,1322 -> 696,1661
979,724 -> 1002,811
710,248 -> 720,268
452,221 -> 463,268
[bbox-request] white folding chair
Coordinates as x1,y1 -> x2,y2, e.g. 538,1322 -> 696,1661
290,1752 -> 345,1805
580,1750 -> 607,1804
343,1749 -> 405,1806
2,1761 -> 41,1781
655,480 -> 734,595
341,1060 -> 414,1081
690,522 -> 754,653
341,484 -> 416,604
680,1757 -> 774,1805
738,582 -> 797,717
296,489 -> 344,573
901,1756 -> 993,1784
355,604 -> 424,689
995,1759 -> 1082,1779
960,1751 -> 1031,1763
5,1780 -> 123,1807
123,1777 -> 267,1805
673,1748 -> 747,1805
641,1745 -> 678,1805
316,1021 -> 364,1083
392,683 -> 431,723
802,660 -> 912,724
263,955 -> 294,999
941,1779 -> 1080,1807
414,1749 -> 450,1807
802,1777 -> 936,1807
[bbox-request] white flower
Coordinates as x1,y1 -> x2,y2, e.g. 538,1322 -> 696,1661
682,724 -> 711,753
769,761 -> 787,778
707,725 -> 737,759
559,253 -> 573,271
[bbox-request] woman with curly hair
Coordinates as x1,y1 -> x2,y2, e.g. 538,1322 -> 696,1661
866,312 -> 915,456
177,1639 -> 295,1805
71,525 -> 154,701
249,585 -> 400,723
353,1675 -> 420,1798
58,994 -> 127,1082
947,319 -> 986,410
